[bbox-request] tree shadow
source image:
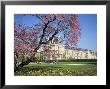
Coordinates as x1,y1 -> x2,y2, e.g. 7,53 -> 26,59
16,65 -> 62,73
86,62 -> 97,65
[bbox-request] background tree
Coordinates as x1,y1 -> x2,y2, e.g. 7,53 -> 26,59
14,14 -> 81,71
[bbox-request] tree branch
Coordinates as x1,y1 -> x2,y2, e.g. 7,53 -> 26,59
34,16 -> 56,52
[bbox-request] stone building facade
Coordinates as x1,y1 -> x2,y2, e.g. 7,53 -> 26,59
37,36 -> 97,60
48,43 -> 97,60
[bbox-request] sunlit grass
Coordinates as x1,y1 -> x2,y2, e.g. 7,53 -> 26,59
15,62 -> 97,76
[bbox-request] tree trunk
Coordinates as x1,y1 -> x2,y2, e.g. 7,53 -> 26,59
14,58 -> 31,72
14,56 -> 35,72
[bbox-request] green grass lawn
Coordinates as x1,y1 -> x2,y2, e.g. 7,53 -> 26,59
15,61 -> 97,76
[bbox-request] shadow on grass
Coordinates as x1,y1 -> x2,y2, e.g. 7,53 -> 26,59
17,66 -> 62,73
85,62 -> 97,65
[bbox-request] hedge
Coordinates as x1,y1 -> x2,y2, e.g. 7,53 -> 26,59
34,59 -> 97,63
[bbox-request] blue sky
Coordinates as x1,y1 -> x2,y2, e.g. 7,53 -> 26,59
14,14 -> 97,51
78,14 -> 97,51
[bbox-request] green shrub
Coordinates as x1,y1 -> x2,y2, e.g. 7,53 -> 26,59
48,59 -> 97,62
